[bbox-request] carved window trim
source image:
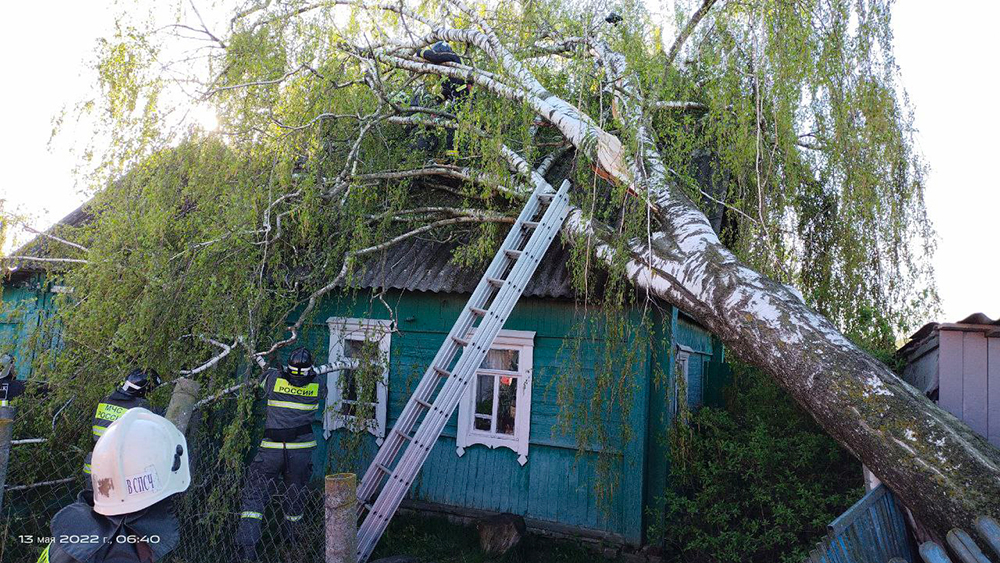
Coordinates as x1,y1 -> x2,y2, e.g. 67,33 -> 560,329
456,329 -> 534,466
324,317 -> 392,445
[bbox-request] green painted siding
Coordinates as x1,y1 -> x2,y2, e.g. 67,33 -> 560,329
1,272 -> 59,378
308,290 -> 653,543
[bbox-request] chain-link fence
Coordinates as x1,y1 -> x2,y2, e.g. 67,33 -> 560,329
1,395 -> 331,563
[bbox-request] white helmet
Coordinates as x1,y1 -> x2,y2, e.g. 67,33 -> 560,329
0,353 -> 14,379
90,407 -> 190,516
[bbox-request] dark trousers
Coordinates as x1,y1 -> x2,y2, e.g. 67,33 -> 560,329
235,445 -> 314,560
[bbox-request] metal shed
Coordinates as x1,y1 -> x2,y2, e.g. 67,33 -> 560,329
897,313 -> 1000,447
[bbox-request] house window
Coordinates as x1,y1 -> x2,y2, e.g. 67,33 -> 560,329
324,318 -> 392,445
456,330 -> 534,466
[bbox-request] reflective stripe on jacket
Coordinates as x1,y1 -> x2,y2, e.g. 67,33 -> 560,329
260,439 -> 318,449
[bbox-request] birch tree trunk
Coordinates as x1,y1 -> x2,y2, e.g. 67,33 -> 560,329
553,44 -> 1000,539
360,5 -> 999,535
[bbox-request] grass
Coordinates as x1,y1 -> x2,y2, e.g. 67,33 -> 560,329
370,513 -> 626,563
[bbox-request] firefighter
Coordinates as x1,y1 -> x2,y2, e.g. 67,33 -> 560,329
417,41 -> 473,102
236,347 -> 324,561
410,41 -> 473,155
83,368 -> 163,483
0,353 -> 26,410
37,407 -> 190,562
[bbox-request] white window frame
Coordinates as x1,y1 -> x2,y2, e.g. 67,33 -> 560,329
456,329 -> 534,466
324,317 -> 392,445
670,344 -> 693,417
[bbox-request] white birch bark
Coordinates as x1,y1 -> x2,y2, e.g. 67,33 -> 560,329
361,11 -> 1000,535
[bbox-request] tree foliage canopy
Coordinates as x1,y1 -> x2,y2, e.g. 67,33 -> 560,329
39,0 -> 934,379
4,0 -> 964,546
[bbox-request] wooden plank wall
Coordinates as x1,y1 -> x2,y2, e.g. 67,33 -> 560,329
309,290 -> 652,543
801,485 -> 914,563
0,273 -> 57,378
675,316 -> 715,408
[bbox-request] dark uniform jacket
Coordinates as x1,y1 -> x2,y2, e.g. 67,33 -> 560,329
260,367 -> 324,446
36,492 -> 179,563
0,378 -> 27,408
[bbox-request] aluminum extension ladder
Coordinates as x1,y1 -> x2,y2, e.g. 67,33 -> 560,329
355,177 -> 572,561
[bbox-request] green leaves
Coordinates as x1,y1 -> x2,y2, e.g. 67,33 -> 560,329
657,365 -> 863,562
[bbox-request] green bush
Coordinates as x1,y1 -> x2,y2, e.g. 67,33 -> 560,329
653,364 -> 863,563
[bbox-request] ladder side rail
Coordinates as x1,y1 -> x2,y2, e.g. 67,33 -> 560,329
356,182 -> 553,504
356,182 -> 570,559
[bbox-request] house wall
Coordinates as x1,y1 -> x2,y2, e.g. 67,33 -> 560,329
303,290 -> 655,543
640,310 -> 729,540
937,328 -> 999,447
900,335 -> 940,395
1,272 -> 59,378
305,289 -> 728,545
3,272 -> 730,544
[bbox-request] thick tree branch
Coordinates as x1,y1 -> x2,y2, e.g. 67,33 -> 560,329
371,4 -> 1000,535
178,336 -> 236,375
23,226 -> 90,253
665,0 -> 718,69
5,256 -> 89,265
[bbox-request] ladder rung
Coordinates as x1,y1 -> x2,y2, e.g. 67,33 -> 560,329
469,306 -> 487,317
538,192 -> 554,202
433,366 -> 451,378
415,398 -> 432,410
393,428 -> 412,441
521,221 -> 539,229
375,463 -> 392,474
487,277 -> 504,287
504,249 -> 522,259
452,335 -> 469,346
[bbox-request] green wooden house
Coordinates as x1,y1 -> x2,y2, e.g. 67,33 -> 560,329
3,226 -> 729,546
290,237 -> 729,545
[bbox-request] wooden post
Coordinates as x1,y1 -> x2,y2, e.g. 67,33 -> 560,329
325,473 -> 358,563
165,377 -> 201,435
0,406 -> 14,513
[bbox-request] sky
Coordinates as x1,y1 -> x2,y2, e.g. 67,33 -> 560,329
1,1 -> 997,327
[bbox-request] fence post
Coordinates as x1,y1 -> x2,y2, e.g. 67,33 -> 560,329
165,377 -> 201,435
0,405 -> 14,513
325,473 -> 358,563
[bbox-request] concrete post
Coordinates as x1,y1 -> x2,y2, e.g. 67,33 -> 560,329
165,378 -> 201,435
0,406 -> 14,513
325,473 -> 358,563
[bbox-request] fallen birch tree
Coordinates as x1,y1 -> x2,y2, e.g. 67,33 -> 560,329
15,0 -> 997,540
